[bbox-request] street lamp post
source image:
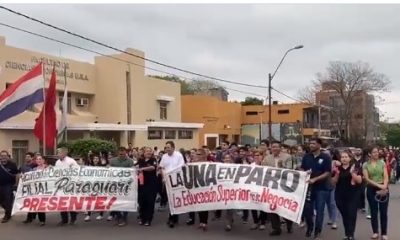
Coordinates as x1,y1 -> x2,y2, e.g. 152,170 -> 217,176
268,45 -> 304,141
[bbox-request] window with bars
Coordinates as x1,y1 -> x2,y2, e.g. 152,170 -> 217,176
165,130 -> 176,139
148,130 -> 163,140
159,101 -> 168,120
12,140 -> 29,166
58,92 -> 72,114
178,130 -> 193,139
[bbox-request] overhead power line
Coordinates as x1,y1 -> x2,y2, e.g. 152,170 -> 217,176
271,87 -> 304,103
0,6 -> 267,89
0,21 -> 267,99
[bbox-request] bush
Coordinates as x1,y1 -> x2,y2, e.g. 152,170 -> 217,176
58,138 -> 117,158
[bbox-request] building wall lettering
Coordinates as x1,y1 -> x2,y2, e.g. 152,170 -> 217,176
4,57 -> 89,81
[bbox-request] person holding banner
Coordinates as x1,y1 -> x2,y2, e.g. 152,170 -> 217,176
223,153 -> 235,232
137,147 -> 158,226
0,150 -> 19,223
84,155 -> 106,222
109,147 -> 134,227
21,152 -> 36,224
55,147 -> 79,226
235,147 -> 251,224
192,148 -> 210,231
250,150 -> 268,231
261,141 -> 293,236
24,154 -> 47,226
159,141 -> 185,228
301,138 -> 332,240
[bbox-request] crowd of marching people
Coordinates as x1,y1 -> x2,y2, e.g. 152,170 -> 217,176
0,138 -> 398,240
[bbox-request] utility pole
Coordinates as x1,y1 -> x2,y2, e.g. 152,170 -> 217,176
268,73 -> 272,141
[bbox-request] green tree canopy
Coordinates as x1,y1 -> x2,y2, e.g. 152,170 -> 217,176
386,127 -> 400,147
241,97 -> 264,106
58,138 -> 117,158
148,75 -> 225,95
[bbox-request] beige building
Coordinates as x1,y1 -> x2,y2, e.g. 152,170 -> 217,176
0,36 -> 202,164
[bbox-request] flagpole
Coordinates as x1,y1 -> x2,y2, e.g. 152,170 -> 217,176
64,64 -> 68,143
53,63 -> 57,155
42,62 -> 46,155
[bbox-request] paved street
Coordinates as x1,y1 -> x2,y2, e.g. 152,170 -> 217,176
1,185 -> 400,240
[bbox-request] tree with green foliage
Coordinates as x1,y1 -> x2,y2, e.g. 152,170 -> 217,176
386,127 -> 400,147
241,97 -> 264,106
148,75 -> 224,95
58,138 -> 117,158
149,75 -> 194,95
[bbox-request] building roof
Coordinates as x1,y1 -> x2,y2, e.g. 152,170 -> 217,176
146,121 -> 204,129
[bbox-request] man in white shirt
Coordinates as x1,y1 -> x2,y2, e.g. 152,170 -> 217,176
159,141 -> 185,228
55,147 -> 79,226
55,148 -> 79,168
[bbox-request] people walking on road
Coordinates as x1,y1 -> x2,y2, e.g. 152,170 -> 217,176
326,149 -> 339,230
21,152 -> 36,224
24,154 -> 47,226
249,150 -> 267,231
363,146 -> 390,240
194,148 -> 209,231
223,153 -> 235,232
137,147 -> 158,226
84,154 -> 106,222
262,141 -> 293,236
109,147 -> 135,227
332,150 -> 363,240
0,150 -> 19,223
55,147 -> 79,226
301,138 -> 332,240
159,141 -> 185,228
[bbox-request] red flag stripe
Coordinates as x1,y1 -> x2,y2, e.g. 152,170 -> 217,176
0,63 -> 43,103
33,66 -> 57,149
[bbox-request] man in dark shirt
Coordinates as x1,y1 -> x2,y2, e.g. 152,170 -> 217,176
216,141 -> 230,163
109,147 -> 134,227
301,138 -> 332,239
235,147 -> 251,164
0,150 -> 19,223
19,152 -> 35,174
19,152 -> 36,224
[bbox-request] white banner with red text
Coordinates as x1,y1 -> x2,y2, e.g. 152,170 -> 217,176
12,166 -> 137,215
165,162 -> 309,224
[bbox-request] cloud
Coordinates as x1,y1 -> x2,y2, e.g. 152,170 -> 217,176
0,4 -> 399,120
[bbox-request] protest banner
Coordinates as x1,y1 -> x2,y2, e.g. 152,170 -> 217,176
12,166 -> 137,214
164,162 -> 309,223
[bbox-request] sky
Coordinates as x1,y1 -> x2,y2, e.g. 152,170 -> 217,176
0,4 -> 399,122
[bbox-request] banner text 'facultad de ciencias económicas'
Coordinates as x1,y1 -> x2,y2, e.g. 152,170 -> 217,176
12,166 -> 138,214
